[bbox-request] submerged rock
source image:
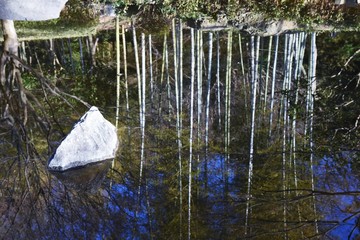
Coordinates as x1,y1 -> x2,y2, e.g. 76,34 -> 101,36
48,106 -> 118,171
51,159 -> 112,192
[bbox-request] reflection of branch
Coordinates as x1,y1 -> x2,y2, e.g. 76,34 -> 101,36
349,114 -> 360,132
9,53 -> 91,109
331,49 -> 360,78
3,190 -> 30,238
249,208 -> 360,239
331,113 -> 359,140
265,188 -> 360,196
254,217 -> 337,225
322,209 -> 360,239
244,218 -> 338,239
332,127 -> 349,140
343,49 -> 360,68
259,188 -> 360,205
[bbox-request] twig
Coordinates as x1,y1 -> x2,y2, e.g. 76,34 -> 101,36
331,49 -> 360,78
9,53 -> 91,109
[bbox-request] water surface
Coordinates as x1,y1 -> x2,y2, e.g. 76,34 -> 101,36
0,21 -> 359,239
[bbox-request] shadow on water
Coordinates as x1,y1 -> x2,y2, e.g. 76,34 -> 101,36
49,159 -> 112,192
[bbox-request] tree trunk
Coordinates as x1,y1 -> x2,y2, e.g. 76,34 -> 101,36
1,20 -> 28,124
1,20 -> 19,85
2,20 -> 18,55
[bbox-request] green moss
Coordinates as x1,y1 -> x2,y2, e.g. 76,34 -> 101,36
12,21 -> 97,41
0,0 -> 98,41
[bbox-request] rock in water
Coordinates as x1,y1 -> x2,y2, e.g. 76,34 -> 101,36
48,106 -> 118,171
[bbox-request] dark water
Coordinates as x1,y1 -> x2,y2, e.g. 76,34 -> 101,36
0,24 -> 359,239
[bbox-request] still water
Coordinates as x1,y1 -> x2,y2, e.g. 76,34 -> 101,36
0,21 -> 359,239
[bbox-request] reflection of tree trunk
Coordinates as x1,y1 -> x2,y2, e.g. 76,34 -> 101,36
173,19 -> 183,238
122,25 -> 129,115
197,30 -> 203,146
308,32 -> 319,235
87,34 -> 98,74
79,38 -> 85,74
59,39 -> 66,66
188,28 -> 195,240
48,38 -> 62,77
205,32 -> 213,192
264,36 -> 272,114
216,33 -> 221,129
115,16 -> 121,129
149,35 -> 154,108
269,36 -> 279,138
245,35 -> 257,236
67,38 -> 75,75
239,34 -> 248,123
224,30 -> 232,175
20,42 -> 27,64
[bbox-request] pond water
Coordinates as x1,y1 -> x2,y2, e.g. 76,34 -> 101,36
0,20 -> 359,239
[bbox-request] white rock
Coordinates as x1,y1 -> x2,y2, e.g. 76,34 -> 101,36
48,106 -> 118,171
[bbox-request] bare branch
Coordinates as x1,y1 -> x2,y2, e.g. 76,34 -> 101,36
331,49 -> 360,78
9,53 -> 91,109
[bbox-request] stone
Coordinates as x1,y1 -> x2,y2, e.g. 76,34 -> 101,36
0,0 -> 68,21
48,106 -> 119,171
